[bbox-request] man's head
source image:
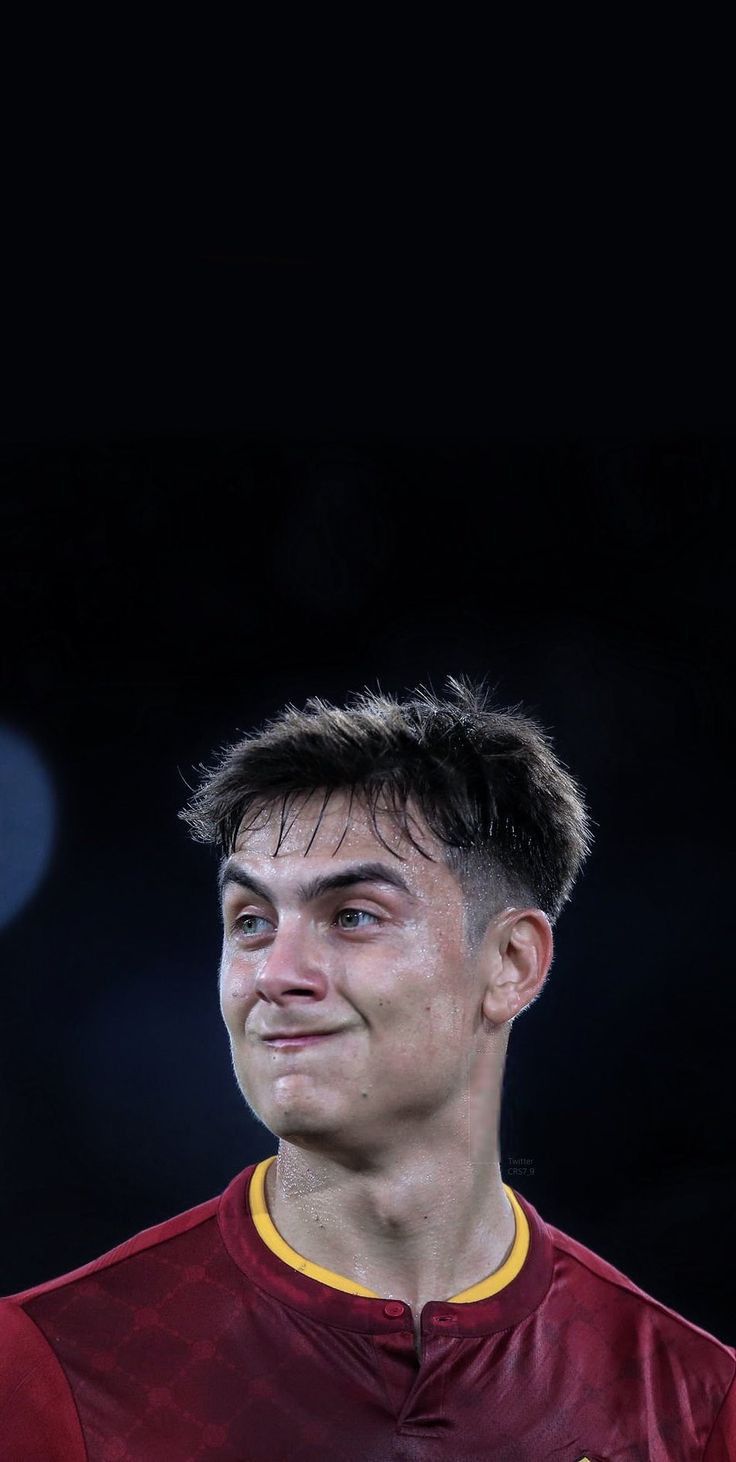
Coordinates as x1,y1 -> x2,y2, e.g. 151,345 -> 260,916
180,678 -> 594,1161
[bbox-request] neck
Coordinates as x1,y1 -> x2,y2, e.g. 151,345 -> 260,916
264,1136 -> 516,1312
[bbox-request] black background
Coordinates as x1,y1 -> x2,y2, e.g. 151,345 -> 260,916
1,249 -> 734,1343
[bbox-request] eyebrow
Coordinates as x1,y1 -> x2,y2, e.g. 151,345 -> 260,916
218,859 -> 416,906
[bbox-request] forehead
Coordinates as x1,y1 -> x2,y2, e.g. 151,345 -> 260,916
230,789 -> 457,896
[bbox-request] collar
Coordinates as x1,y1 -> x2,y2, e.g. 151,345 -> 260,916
218,1155 -> 554,1337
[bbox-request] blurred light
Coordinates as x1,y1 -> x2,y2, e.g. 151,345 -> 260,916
0,726 -> 56,931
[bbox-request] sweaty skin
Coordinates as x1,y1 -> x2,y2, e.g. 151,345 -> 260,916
219,790 -> 553,1360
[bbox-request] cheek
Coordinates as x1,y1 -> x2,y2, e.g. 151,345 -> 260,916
405,961 -> 470,1046
219,957 -> 253,1022
382,954 -> 466,1036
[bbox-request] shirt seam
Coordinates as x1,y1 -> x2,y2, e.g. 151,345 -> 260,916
8,1208 -> 219,1303
1,1300 -> 89,1461
700,1356 -> 736,1460
551,1237 -> 734,1357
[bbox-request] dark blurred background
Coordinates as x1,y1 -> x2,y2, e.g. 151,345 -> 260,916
0,250 -> 733,1343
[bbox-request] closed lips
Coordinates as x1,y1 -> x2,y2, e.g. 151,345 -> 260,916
261,1030 -> 339,1040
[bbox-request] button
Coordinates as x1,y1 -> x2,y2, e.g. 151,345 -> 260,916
383,1301 -> 405,1317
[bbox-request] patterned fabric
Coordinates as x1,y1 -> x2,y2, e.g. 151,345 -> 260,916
1,1158 -> 734,1460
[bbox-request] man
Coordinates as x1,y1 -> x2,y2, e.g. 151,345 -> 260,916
1,678 -> 733,1460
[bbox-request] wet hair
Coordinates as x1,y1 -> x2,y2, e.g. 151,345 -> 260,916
179,676 -> 595,944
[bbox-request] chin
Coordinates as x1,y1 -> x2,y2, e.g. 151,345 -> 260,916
268,1113 -> 340,1140
264,1105 -> 359,1151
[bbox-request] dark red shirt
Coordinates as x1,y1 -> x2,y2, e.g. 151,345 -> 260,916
1,1155 -> 733,1459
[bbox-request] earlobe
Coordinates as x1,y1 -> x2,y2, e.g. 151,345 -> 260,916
480,977 -> 521,1031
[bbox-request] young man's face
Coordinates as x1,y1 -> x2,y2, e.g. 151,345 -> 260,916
218,789 -> 509,1159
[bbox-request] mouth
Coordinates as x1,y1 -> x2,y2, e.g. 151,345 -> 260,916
262,1032 -> 341,1048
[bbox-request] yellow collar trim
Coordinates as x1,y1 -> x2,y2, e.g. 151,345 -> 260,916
248,1154 -> 530,1302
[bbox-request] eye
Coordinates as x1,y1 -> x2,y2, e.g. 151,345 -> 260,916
233,913 -> 274,938
335,908 -> 381,930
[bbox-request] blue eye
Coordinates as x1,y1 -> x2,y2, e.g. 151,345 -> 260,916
235,914 -> 273,937
232,908 -> 380,938
335,909 -> 380,929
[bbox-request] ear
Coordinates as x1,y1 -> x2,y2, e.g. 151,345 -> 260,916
480,908 -> 554,1029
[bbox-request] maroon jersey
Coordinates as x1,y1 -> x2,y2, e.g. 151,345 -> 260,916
1,1154 -> 733,1460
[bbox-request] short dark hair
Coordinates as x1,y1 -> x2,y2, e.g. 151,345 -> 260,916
179,677 -> 595,943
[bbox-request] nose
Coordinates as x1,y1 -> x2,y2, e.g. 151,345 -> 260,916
254,919 -> 329,1008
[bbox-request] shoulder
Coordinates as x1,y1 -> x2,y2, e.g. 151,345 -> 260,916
547,1216 -> 734,1366
540,1215 -> 735,1454
2,1190 -> 221,1309
0,1297 -> 88,1458
0,1189 -> 223,1457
